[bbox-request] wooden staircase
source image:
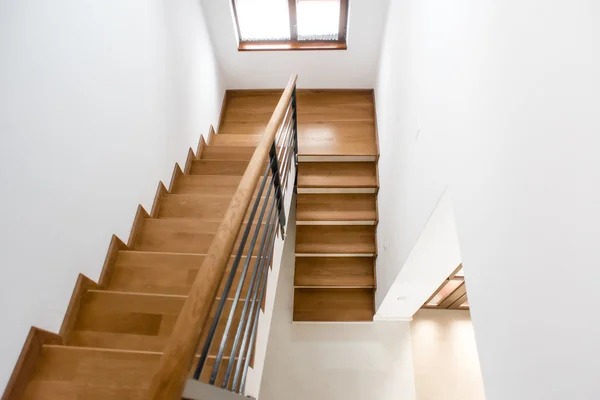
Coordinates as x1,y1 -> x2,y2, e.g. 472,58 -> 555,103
294,90 -> 378,322
5,97 -> 279,399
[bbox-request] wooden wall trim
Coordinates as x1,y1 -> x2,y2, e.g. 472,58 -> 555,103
59,273 -> 100,343
196,135 -> 207,160
150,182 -> 168,219
98,234 -> 128,287
127,204 -> 150,248
217,91 -> 229,132
206,125 -> 216,146
168,163 -> 184,193
147,73 -> 298,399
183,148 -> 195,175
1,327 -> 62,400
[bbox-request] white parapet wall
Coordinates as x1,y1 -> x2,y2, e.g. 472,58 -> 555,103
244,163 -> 296,398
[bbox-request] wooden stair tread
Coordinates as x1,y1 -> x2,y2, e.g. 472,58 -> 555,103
296,193 -> 377,222
219,122 -> 269,136
69,290 -> 250,358
158,194 -> 272,220
293,288 -> 374,322
296,225 -> 376,254
297,162 -> 377,188
134,218 -> 269,254
200,145 -> 255,160
211,134 -> 262,147
294,257 -> 374,287
298,122 -> 377,157
109,251 -> 255,296
296,90 -> 375,123
190,159 -> 249,176
23,346 -> 236,399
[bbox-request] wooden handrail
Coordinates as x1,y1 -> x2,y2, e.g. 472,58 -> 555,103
147,73 -> 298,399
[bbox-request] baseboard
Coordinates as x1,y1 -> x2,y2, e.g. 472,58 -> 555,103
1,327 -> 62,400
127,204 -> 150,248
98,234 -> 128,287
59,273 -> 100,343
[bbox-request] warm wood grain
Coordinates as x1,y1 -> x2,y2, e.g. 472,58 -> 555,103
1,328 -> 62,400
297,162 -> 378,189
298,122 -> 377,157
133,219 -> 267,254
109,251 -> 255,298
150,181 -> 168,218
296,193 -> 377,222
293,288 -> 374,322
219,122 -> 273,136
127,205 -> 150,248
438,282 -> 467,309
294,257 -> 375,287
169,163 -> 184,192
21,346 -> 236,399
296,225 -> 376,255
22,346 -> 160,400
158,194 -> 271,220
190,160 -> 249,176
59,274 -> 100,343
297,90 -> 375,122
206,125 -> 216,145
148,74 -> 298,399
172,175 -> 242,195
211,134 -> 262,147
98,234 -> 128,287
195,134 -> 207,160
183,148 -> 195,175
200,145 -> 255,160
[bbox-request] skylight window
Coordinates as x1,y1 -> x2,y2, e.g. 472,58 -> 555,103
231,0 -> 349,51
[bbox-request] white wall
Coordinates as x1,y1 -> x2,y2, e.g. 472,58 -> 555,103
411,309 -> 485,400
0,0 -> 223,390
200,0 -> 389,89
375,0 -> 600,399
258,201 -> 417,400
376,190 -> 461,320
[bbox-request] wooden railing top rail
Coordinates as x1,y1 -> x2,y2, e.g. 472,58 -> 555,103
147,73 -> 298,399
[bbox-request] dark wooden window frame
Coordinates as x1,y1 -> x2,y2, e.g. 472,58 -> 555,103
232,0 -> 350,51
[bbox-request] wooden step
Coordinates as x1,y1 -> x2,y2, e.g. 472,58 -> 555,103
108,251 -> 256,297
295,225 -> 376,255
294,257 -> 375,288
158,194 -> 272,221
296,193 -> 377,224
297,122 -> 377,161
211,134 -> 262,147
190,160 -> 249,176
219,121 -> 269,136
200,145 -> 255,160
68,290 -> 252,358
133,219 -> 269,254
293,288 -> 374,322
296,90 -> 375,123
22,346 -> 238,399
172,175 -> 241,196
297,162 -> 377,193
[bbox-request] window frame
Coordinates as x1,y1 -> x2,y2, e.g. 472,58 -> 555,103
232,0 -> 350,51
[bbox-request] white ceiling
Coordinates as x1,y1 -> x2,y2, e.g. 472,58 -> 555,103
200,0 -> 390,89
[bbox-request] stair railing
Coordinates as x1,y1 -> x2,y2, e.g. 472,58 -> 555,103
147,73 -> 298,400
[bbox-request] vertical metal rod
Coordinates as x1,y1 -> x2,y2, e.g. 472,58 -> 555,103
269,143 -> 286,235
222,201 -> 278,388
193,163 -> 272,380
209,164 -> 277,384
237,225 -> 278,394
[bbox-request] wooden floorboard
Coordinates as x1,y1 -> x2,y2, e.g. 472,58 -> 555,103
297,162 -> 378,189
296,225 -> 376,254
294,257 -> 375,287
296,193 -> 377,222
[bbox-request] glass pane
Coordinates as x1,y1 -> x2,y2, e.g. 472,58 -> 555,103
236,0 -> 291,41
427,280 -> 462,306
297,0 -> 340,41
